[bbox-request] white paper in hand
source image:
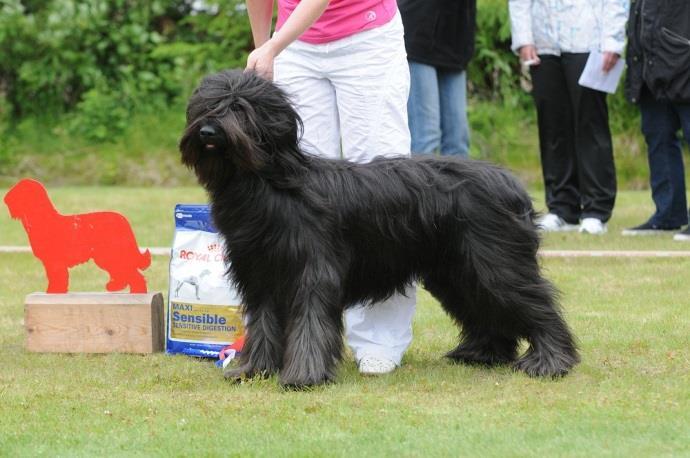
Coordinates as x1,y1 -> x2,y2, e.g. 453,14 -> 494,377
578,50 -> 625,94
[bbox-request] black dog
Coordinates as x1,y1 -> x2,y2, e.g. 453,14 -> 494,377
180,69 -> 579,388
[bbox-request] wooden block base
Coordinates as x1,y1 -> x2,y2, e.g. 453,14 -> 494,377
25,292 -> 164,353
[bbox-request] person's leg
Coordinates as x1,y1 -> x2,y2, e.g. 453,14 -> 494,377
325,13 -> 416,369
530,56 -> 581,224
672,101 -> 690,240
438,70 -> 470,157
343,286 -> 416,369
639,88 -> 687,227
274,43 -> 341,159
561,53 -> 616,224
678,102 -> 690,150
675,101 -> 690,223
407,60 -> 441,155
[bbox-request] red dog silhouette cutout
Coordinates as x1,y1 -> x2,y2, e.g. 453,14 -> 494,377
4,178 -> 150,293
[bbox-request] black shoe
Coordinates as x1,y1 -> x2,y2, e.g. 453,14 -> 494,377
673,226 -> 690,242
621,221 -> 681,236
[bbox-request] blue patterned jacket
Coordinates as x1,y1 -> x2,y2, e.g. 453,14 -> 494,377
509,0 -> 629,55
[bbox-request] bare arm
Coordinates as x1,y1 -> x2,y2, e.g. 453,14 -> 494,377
246,0 -> 275,48
245,0 -> 330,79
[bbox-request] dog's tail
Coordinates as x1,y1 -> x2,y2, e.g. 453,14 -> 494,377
138,249 -> 152,270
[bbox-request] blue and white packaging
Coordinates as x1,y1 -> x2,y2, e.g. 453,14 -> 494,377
166,204 -> 243,358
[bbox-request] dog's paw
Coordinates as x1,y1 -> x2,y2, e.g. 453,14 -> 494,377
278,370 -> 333,389
513,350 -> 576,378
106,278 -> 128,292
223,364 -> 254,382
223,364 -> 272,383
278,376 -> 331,390
445,345 -> 515,367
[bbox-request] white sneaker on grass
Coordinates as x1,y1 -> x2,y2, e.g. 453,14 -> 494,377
537,213 -> 579,232
673,227 -> 690,241
579,217 -> 607,235
358,355 -> 397,376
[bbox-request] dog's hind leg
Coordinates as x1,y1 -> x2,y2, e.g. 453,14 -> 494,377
224,301 -> 285,381
445,231 -> 579,377
278,266 -> 345,388
509,271 -> 581,377
126,271 -> 147,293
424,274 -> 519,367
486,263 -> 580,378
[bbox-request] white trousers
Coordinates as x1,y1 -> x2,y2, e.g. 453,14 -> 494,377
274,12 -> 416,366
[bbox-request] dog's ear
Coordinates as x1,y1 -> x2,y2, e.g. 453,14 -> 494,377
219,92 -> 307,176
226,75 -> 307,177
218,102 -> 272,173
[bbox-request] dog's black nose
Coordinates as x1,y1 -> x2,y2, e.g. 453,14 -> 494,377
200,125 -> 217,138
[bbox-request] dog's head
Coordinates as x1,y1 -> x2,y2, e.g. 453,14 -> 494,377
3,178 -> 52,220
180,69 -> 304,190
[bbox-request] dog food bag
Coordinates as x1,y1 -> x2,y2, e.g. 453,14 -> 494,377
166,204 -> 244,358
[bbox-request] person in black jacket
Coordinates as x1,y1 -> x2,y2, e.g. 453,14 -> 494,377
399,0 -> 476,157
622,0 -> 690,239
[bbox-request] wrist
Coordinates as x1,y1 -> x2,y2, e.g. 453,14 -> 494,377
264,37 -> 285,58
519,45 -> 535,58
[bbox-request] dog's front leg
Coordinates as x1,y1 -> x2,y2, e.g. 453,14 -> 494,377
279,268 -> 344,388
42,262 -> 69,293
224,302 -> 284,381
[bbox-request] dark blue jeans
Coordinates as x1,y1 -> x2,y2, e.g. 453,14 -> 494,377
640,88 -> 690,227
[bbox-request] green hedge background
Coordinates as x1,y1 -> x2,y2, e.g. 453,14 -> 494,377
0,0 -> 653,187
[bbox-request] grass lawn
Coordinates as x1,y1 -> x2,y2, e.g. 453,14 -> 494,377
0,186 -> 689,456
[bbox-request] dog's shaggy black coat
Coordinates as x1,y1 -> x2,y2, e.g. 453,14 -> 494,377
180,70 -> 579,387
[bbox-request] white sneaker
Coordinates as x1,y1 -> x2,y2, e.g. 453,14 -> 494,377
579,217 -> 607,235
673,227 -> 690,241
358,356 -> 397,376
537,213 -> 579,232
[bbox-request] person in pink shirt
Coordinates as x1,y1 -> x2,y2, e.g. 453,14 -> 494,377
245,0 -> 415,376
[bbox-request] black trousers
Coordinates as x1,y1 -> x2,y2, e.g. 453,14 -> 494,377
530,53 -> 617,224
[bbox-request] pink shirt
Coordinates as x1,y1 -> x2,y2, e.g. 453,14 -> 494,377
276,0 -> 398,44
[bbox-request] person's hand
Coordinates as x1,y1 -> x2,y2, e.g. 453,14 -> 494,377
601,52 -> 620,73
519,45 -> 541,66
246,40 -> 278,80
